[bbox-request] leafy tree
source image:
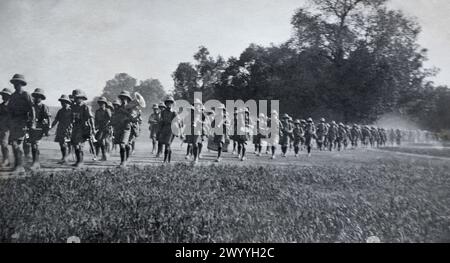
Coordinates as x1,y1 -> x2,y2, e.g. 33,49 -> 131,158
134,79 -> 166,114
100,73 -> 137,102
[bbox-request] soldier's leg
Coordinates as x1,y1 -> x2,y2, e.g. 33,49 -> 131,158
119,143 -> 127,166
232,140 -> 237,155
31,141 -> 40,169
163,144 -> 169,163
167,143 -> 172,163
237,143 -> 242,158
216,142 -> 223,162
156,142 -> 162,157
197,142 -> 203,158
1,132 -> 9,167
59,142 -> 68,164
151,138 -> 157,154
185,144 -> 191,159
192,143 -> 198,162
23,140 -> 31,160
271,145 -> 276,159
240,142 -> 246,160
12,140 -> 25,172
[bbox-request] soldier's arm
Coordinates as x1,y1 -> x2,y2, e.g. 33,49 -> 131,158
51,110 -> 60,129
26,93 -> 36,129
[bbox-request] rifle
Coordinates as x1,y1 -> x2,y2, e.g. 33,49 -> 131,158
86,119 -> 98,161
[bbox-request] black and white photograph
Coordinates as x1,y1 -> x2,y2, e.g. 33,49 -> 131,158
0,0 -> 449,248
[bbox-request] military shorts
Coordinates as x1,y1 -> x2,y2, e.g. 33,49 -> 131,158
27,129 -> 45,144
8,118 -> 28,143
114,128 -> 131,145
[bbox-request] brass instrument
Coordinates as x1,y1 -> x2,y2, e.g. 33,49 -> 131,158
125,92 -> 146,110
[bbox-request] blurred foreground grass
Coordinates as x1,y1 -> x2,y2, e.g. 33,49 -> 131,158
0,158 -> 449,243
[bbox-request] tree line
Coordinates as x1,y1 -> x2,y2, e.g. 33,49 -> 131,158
171,0 -> 450,132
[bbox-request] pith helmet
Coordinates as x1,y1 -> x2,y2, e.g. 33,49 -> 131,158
106,101 -> 114,110
152,104 -> 159,109
73,89 -> 87,100
97,96 -> 108,104
112,99 -> 121,106
32,88 -> 46,100
58,94 -> 71,104
294,119 -> 301,125
0,88 -> 13,97
307,118 -> 313,123
10,74 -> 27,86
301,119 -> 306,124
164,95 -> 175,103
158,102 -> 166,108
118,90 -> 132,101
282,113 -> 290,119
331,121 -> 337,125
320,118 -> 325,122
339,122 -> 344,127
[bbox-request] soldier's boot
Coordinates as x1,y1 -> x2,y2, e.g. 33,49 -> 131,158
13,148 -> 25,174
119,148 -> 127,167
59,145 -> 68,164
168,150 -> 172,163
100,147 -> 107,161
156,143 -> 162,158
163,149 -> 169,163
72,149 -> 84,168
125,145 -> 131,161
30,147 -> 41,170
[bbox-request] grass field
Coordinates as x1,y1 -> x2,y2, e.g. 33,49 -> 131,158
381,146 -> 450,158
0,147 -> 449,243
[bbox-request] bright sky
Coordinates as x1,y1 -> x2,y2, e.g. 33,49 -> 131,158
1,0 -> 449,105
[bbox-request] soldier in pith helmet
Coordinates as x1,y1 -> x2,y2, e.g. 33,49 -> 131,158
27,88 -> 52,170
94,97 -> 112,161
51,95 -> 73,164
8,74 -> 36,173
0,88 -> 13,167
70,89 -> 94,168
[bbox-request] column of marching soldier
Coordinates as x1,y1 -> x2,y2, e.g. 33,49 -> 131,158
0,74 -> 440,173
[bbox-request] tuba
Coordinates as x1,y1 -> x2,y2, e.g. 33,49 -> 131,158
126,92 -> 147,110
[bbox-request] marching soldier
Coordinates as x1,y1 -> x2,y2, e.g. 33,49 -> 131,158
105,101 -> 115,153
235,108 -> 251,161
155,102 -> 167,158
212,104 -> 230,162
158,96 -> 178,163
148,104 -> 161,154
293,119 -> 304,157
113,91 -> 140,167
267,110 -> 280,160
336,123 -> 347,151
0,88 -> 12,167
280,114 -> 293,157
327,121 -> 338,151
316,118 -> 328,151
7,74 -> 36,173
395,129 -> 402,146
304,118 -> 316,157
71,89 -> 95,168
350,124 -> 361,148
254,113 -> 267,157
185,99 -> 206,163
51,95 -> 73,164
94,97 -> 112,161
27,88 -> 51,170
370,127 -> 379,147
361,125 -> 371,147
